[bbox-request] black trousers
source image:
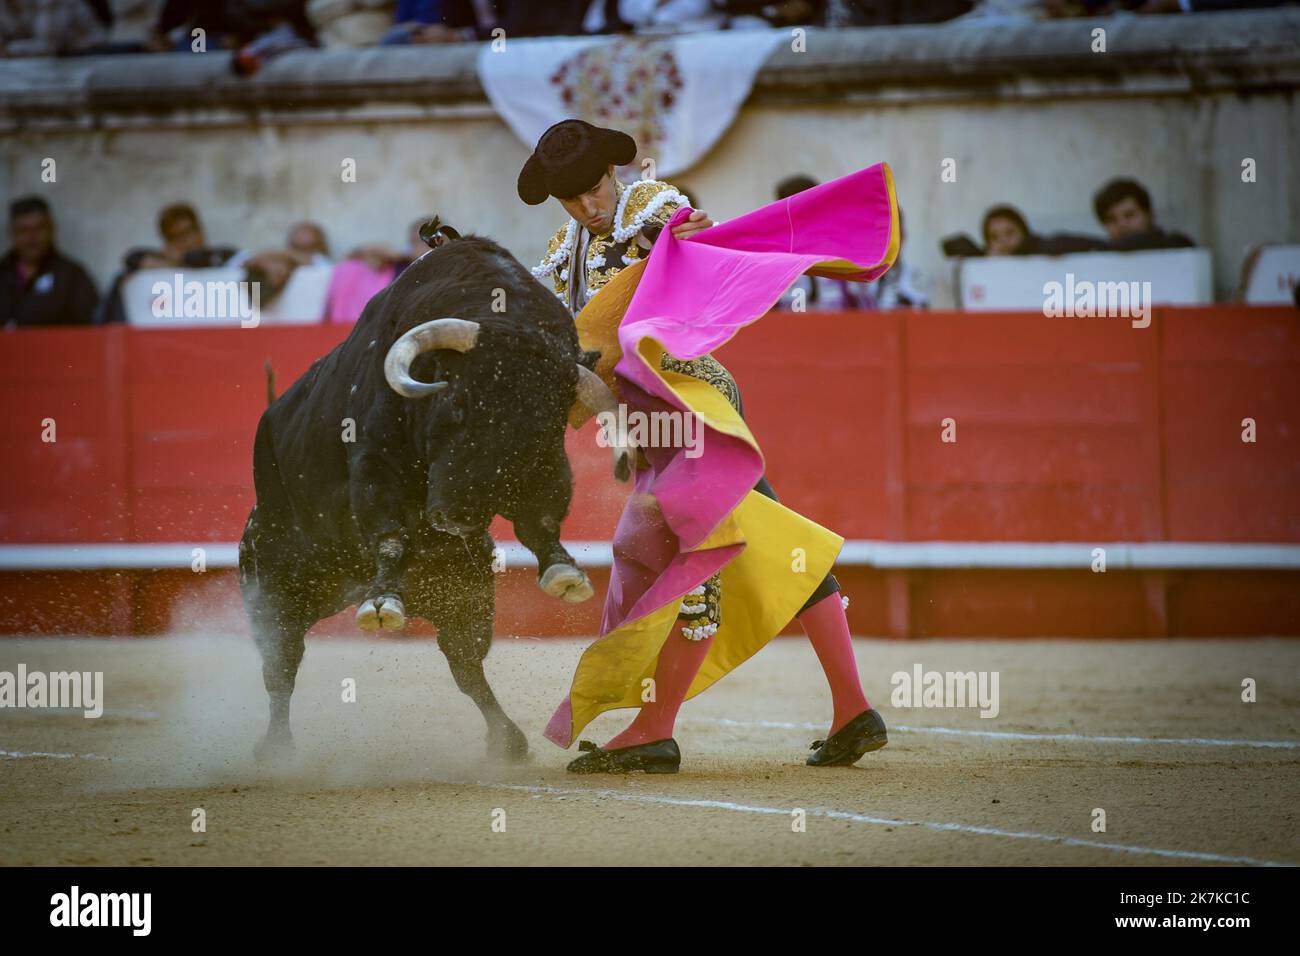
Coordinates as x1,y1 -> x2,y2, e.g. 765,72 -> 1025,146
750,475 -> 841,616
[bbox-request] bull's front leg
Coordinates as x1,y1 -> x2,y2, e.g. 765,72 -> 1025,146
350,452 -> 412,632
355,532 -> 409,631
512,514 -> 594,604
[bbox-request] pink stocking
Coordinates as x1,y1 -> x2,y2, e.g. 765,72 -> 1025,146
798,592 -> 871,736
603,629 -> 713,750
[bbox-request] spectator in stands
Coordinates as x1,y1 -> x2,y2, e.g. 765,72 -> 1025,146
582,0 -> 634,33
322,216 -> 431,323
941,205 -> 1106,258
714,0 -> 826,28
93,202 -> 248,324
352,215 -> 430,277
378,0 -> 474,44
831,0 -> 973,25
223,2 -> 318,74
0,196 -> 100,328
982,204 -> 1106,255
1093,178 -> 1195,251
957,0 -> 1048,21
150,0 -> 315,58
1135,0 -> 1290,12
151,202 -> 248,268
239,221 -> 332,305
1042,0 -> 1116,14
307,0 -> 390,47
287,220 -> 331,262
149,0 -> 243,49
399,0 -> 591,40
983,205 -> 1031,255
0,0 -> 109,55
83,0 -> 162,54
584,0 -> 726,33
244,250 -> 311,304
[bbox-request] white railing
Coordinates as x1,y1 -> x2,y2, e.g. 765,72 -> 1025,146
957,248 -> 1214,312
2,541 -> 1298,571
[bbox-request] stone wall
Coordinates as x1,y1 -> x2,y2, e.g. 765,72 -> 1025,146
2,10 -> 1297,307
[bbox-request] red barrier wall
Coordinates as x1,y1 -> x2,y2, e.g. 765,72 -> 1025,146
1,306 -> 1297,637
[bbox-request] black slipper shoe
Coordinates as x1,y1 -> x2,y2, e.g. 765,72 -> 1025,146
806,708 -> 888,767
566,738 -> 681,774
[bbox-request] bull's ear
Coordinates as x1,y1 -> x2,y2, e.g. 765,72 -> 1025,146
613,449 -> 631,483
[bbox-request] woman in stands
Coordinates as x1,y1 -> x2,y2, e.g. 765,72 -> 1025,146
982,204 -> 1107,257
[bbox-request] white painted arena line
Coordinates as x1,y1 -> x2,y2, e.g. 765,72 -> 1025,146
8,710 -> 1297,751
474,781 -> 1292,867
0,749 -> 107,760
695,717 -> 1300,750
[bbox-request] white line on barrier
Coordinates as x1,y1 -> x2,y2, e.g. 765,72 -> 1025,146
472,781 -> 1292,867
2,540 -> 1300,570
694,717 -> 1300,749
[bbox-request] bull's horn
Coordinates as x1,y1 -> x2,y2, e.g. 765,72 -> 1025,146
576,365 -> 632,482
383,318 -> 481,398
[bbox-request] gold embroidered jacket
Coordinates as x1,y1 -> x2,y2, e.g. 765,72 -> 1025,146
531,178 -> 689,314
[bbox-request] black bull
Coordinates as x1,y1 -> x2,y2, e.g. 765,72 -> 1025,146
238,235 -> 628,763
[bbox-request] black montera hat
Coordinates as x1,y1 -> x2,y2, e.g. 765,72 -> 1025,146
517,120 -> 637,206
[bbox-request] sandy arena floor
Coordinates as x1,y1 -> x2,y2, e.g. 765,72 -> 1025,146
1,634 -> 1297,866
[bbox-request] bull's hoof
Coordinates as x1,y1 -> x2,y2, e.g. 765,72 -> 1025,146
488,722 -> 530,764
539,563 -> 594,604
254,732 -> 295,764
356,594 -> 407,632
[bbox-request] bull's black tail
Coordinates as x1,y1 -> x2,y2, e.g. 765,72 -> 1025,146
264,358 -> 276,406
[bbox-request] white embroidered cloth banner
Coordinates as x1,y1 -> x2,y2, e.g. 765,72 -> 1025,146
476,28 -> 785,180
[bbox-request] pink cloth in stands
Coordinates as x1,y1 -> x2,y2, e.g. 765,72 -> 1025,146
322,259 -> 397,324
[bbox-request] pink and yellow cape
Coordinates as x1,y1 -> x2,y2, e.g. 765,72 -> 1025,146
546,163 -> 900,748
